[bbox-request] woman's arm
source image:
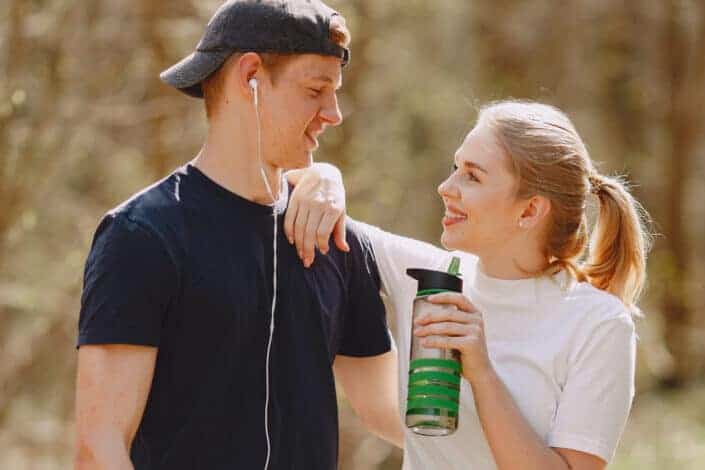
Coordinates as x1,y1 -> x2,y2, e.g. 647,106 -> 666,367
284,163 -> 452,274
415,292 -> 607,470
469,368 -> 605,470
284,164 -> 349,267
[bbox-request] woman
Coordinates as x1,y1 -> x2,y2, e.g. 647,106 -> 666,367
287,100 -> 651,469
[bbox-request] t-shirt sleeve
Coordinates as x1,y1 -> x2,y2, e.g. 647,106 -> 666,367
77,213 -> 179,348
547,310 -> 636,463
351,220 -> 462,296
337,218 -> 391,357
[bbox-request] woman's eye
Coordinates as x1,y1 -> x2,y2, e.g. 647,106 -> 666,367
452,164 -> 478,182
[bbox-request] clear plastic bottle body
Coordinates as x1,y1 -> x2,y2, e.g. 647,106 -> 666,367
405,295 -> 462,436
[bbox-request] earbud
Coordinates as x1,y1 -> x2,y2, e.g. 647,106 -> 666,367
249,78 -> 258,107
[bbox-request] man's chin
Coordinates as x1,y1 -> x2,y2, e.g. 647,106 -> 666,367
277,152 -> 313,171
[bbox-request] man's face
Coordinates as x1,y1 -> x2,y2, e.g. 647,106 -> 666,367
259,54 -> 344,170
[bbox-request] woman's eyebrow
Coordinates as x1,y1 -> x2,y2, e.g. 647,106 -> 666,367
463,160 -> 488,174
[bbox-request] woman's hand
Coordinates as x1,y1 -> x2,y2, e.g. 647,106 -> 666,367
413,292 -> 492,382
284,163 -> 349,268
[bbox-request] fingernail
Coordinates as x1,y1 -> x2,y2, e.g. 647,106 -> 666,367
288,237 -> 293,244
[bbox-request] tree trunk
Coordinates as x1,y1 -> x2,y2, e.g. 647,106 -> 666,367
659,0 -> 699,387
140,0 -> 173,179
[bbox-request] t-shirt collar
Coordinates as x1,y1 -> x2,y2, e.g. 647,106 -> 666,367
184,163 -> 289,216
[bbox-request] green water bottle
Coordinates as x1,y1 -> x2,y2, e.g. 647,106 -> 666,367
405,257 -> 463,436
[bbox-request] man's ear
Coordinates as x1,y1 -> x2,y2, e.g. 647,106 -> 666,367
225,52 -> 262,101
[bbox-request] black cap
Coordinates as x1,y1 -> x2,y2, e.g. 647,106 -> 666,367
406,268 -> 463,295
160,0 -> 350,99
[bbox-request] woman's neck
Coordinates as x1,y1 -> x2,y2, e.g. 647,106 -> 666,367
477,245 -> 548,280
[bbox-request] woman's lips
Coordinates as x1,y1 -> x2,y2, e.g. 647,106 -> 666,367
442,210 -> 467,227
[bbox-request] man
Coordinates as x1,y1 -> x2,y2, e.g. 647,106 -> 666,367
74,1 -> 401,468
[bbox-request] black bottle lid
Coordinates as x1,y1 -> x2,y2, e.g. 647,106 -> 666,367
406,257 -> 463,297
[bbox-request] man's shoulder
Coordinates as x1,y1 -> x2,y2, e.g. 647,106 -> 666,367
108,167 -> 186,230
92,167 -> 189,263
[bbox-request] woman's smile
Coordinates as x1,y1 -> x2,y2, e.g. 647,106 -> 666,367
442,206 -> 468,227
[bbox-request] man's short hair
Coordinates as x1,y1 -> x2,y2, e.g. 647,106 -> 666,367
202,15 -> 350,119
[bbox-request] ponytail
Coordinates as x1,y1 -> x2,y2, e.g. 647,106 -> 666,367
583,174 -> 652,314
478,101 -> 653,314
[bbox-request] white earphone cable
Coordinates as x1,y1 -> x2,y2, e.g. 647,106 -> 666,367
251,79 -> 278,470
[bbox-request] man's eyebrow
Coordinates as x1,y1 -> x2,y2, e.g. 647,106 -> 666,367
309,75 -> 342,89
311,75 -> 333,83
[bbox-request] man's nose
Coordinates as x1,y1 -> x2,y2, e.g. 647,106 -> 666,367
320,94 -> 343,127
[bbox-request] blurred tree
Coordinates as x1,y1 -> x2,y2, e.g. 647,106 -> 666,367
658,0 -> 705,386
2,0 -> 705,467
140,0 -> 173,179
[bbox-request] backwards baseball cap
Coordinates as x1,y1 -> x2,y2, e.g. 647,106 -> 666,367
160,0 -> 350,99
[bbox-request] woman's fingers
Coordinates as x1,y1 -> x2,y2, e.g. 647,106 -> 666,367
293,208 -> 310,262
425,292 -> 476,313
284,195 -> 300,245
414,321 -> 474,338
315,210 -> 339,255
414,304 -> 479,326
420,333 -> 481,350
301,209 -> 325,267
332,215 -> 350,252
283,164 -> 347,266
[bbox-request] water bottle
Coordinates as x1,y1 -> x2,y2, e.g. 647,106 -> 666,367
405,257 -> 463,436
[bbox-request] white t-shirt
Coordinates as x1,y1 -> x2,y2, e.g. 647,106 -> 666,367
358,222 -> 636,469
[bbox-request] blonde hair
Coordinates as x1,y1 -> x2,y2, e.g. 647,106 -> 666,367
479,100 -> 652,314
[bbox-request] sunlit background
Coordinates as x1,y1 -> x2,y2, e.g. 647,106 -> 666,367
1,0 -> 704,468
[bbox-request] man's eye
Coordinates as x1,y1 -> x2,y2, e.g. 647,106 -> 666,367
308,88 -> 322,97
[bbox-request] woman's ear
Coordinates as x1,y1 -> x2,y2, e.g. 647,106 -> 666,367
518,195 -> 551,230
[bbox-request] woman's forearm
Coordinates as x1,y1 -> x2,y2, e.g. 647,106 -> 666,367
468,368 -> 569,470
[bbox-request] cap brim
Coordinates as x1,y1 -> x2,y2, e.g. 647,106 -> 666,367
159,49 -> 232,98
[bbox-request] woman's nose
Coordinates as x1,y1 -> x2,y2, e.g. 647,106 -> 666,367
438,175 -> 457,199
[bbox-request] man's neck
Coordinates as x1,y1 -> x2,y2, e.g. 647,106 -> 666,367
192,119 -> 282,206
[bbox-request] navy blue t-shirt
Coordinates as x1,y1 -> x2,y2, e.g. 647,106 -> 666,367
77,164 -> 390,469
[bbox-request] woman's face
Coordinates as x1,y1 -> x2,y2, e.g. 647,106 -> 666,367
437,122 -> 526,255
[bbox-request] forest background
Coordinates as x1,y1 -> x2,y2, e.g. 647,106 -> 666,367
1,0 -> 704,468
